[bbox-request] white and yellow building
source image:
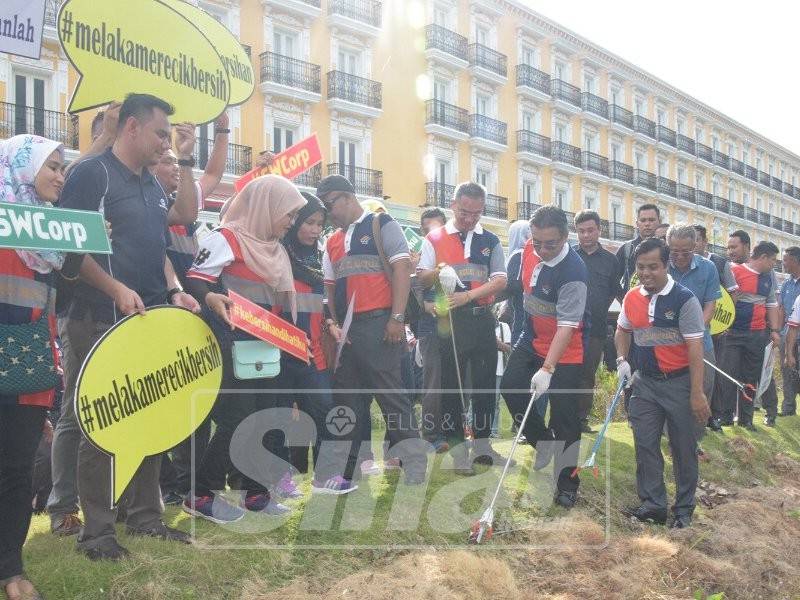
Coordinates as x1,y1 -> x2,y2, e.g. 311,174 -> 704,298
2,0 -> 800,258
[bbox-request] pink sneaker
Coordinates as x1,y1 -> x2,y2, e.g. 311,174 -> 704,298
275,472 -> 303,499
360,459 -> 382,476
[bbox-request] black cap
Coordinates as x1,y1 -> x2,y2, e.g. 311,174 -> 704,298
316,174 -> 355,199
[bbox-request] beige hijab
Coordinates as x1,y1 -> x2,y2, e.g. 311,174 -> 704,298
221,175 -> 306,319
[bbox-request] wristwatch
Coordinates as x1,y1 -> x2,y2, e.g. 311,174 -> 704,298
167,287 -> 183,302
177,157 -> 195,168
391,313 -> 405,323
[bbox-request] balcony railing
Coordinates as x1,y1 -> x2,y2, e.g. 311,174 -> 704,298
485,193 -> 508,219
677,134 -> 695,154
609,104 -> 633,129
656,125 -> 676,147
783,182 -> 795,196
426,181 -> 454,209
758,171 -> 770,186
600,219 -> 610,239
745,165 -> 758,181
770,176 -> 782,191
730,157 -> 745,175
795,223 -> 800,236
516,201 -> 542,220
713,196 -> 729,214
0,102 -> 79,148
745,207 -> 759,222
551,140 -> 581,168
794,187 -> 800,201
563,210 -> 576,232
327,70 -> 382,108
677,183 -> 695,202
294,163 -> 322,188
328,163 -> 383,197
44,0 -> 60,27
757,210 -> 770,226
194,138 -> 252,176
550,79 -> 581,107
694,189 -> 713,209
517,130 -> 551,158
328,0 -> 382,27
468,43 -> 507,77
424,24 -> 468,61
470,114 -> 507,145
696,143 -> 713,162
730,202 -> 744,218
609,160 -> 633,184
783,219 -> 794,234
426,99 -> 469,133
633,168 -> 657,191
582,151 -> 608,176
610,222 -> 635,241
771,216 -> 784,231
581,92 -> 608,119
657,176 -> 676,197
516,64 -> 550,96
632,115 -> 656,139
260,52 -> 321,94
712,150 -> 730,169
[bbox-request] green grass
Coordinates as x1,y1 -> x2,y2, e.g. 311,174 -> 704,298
20,371 -> 800,599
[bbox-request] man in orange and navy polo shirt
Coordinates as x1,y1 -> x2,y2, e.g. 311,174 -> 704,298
718,241 -> 781,429
615,238 -> 709,529
418,182 -> 508,473
319,175 -> 427,486
499,206 -> 587,508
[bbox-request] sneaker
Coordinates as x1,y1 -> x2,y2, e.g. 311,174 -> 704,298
383,458 -> 402,470
472,446 -> 517,468
52,512 -> 83,536
621,504 -> 668,525
554,489 -> 577,509
669,514 -> 692,529
489,432 -> 501,439
580,419 -> 596,434
707,417 -> 723,432
764,416 -> 776,427
244,493 -> 291,515
432,440 -> 450,454
162,491 -> 184,506
126,521 -> 192,544
182,495 -> 245,524
275,472 -> 303,499
359,459 -> 382,476
311,475 -> 358,495
79,539 -> 130,562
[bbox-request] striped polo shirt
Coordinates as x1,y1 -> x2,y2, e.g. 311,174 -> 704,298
730,263 -> 778,331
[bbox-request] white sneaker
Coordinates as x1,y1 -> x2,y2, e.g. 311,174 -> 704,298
360,459 -> 382,476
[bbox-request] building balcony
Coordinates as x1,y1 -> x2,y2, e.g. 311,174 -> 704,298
677,183 -> 695,203
676,134 -> 695,157
609,104 -> 633,131
326,70 -> 382,118
609,160 -> 634,186
783,182 -> 795,197
581,92 -> 608,123
712,150 -> 730,170
43,0 -> 61,40
632,115 -> 656,140
328,163 -> 383,197
745,207 -> 759,222
563,210 -> 576,232
259,52 -> 321,103
713,196 -> 730,214
516,201 -> 542,220
656,125 -> 676,147
695,189 -> 713,209
294,163 -> 322,189
794,187 -> 800,201
516,130 -> 551,166
757,210 -> 770,227
0,102 -> 79,149
657,176 -> 676,197
610,222 -> 635,241
771,215 -> 784,231
426,181 -> 454,210
551,140 -> 582,173
783,219 -> 794,234
550,79 -> 581,112
581,151 -> 609,180
794,223 -> 800,236
696,143 -> 713,163
757,171 -> 770,187
424,24 -> 468,69
468,43 -> 508,85
600,218 -> 610,239
745,165 -> 758,182
485,193 -> 508,220
194,138 -> 252,176
516,64 -> 550,101
425,100 -> 470,140
633,168 -> 657,192
770,175 -> 782,192
327,0 -> 382,37
262,0 -> 321,20
469,114 -> 507,152
730,201 -> 745,219
730,157 -> 745,176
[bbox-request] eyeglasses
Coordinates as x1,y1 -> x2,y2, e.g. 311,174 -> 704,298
531,239 -> 564,251
322,193 -> 347,208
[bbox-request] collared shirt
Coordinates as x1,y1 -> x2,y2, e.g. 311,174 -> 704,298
614,235 -> 642,298
59,148 -> 171,323
779,275 -> 800,331
575,243 -> 621,339
704,252 -> 738,292
669,254 -> 721,352
731,263 -> 778,331
617,276 -> 705,376
418,219 -> 503,275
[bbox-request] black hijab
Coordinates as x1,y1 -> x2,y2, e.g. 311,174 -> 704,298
283,191 -> 326,288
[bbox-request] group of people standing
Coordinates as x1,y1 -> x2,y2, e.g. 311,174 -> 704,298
0,91 -> 796,600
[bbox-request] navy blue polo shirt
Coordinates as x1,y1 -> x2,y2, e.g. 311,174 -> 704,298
59,148 -> 171,323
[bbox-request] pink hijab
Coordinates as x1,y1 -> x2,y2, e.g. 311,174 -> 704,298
221,175 -> 306,319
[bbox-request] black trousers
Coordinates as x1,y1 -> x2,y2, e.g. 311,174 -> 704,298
718,329 -> 778,424
0,403 -> 47,580
438,309 -> 497,442
500,344 -> 582,493
578,336 -> 605,421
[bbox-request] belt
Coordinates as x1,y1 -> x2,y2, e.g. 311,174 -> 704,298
639,367 -> 689,381
352,308 -> 391,321
453,304 -> 491,317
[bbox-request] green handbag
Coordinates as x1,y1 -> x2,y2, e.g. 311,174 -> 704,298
231,340 -> 281,380
0,285 -> 59,395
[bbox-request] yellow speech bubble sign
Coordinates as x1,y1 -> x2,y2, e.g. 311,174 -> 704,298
75,306 -> 223,505
710,287 -> 735,335
158,0 -> 254,107
58,0 -> 230,123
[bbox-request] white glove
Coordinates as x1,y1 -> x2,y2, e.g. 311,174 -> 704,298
530,368 -> 552,396
616,359 -> 632,387
438,265 -> 464,295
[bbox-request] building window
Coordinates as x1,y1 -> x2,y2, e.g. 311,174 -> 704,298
634,97 -> 644,116
554,123 -> 566,142
338,139 -> 359,172
610,85 -> 621,106
584,193 -> 597,210
657,159 -> 667,177
656,108 -> 666,126
520,44 -> 535,66
677,165 -> 686,184
272,125 -> 297,152
521,110 -> 534,132
554,187 -> 567,209
553,61 -> 566,81
433,4 -> 449,27
475,24 -> 489,45
475,92 -> 489,116
435,159 -> 451,184
695,126 -> 703,143
583,74 -> 595,94
476,168 -> 490,189
338,47 -> 361,75
743,192 -> 750,207
728,186 -> 735,204
611,202 -> 622,223
676,117 -> 685,135
522,179 -> 536,205
584,132 -> 596,152
611,142 -> 622,162
433,78 -> 449,102
12,73 -> 48,114
634,151 -> 645,170
273,28 -> 299,57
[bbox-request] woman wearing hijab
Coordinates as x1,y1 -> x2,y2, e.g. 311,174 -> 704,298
0,135 -> 65,600
182,175 -> 305,524
505,219 -> 532,344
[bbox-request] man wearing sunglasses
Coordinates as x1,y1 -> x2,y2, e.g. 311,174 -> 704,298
500,206 -> 588,508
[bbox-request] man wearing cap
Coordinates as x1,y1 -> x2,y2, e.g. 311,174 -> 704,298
417,182 -> 508,474
318,175 -> 427,488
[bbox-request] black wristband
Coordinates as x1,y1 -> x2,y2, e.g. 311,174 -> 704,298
177,157 -> 195,167
214,128 -> 230,135
167,287 -> 183,302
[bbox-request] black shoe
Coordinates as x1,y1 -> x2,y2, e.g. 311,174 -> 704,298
621,505 -> 668,525
764,416 -> 776,427
162,491 -> 184,506
778,412 -> 796,417
720,418 -> 734,427
472,446 -> 517,468
554,489 -> 577,509
742,422 -> 757,432
580,420 -> 596,434
707,417 -> 723,432
669,514 -> 692,529
532,429 -> 557,471
453,466 -> 476,477
126,522 -> 192,544
79,539 -> 130,561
